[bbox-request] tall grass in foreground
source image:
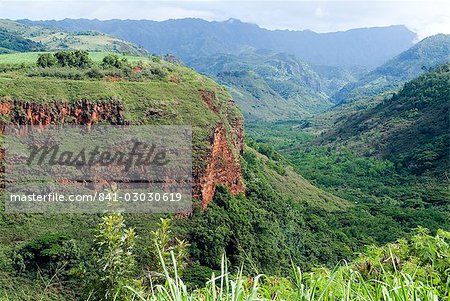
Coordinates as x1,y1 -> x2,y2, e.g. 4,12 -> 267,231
120,258 -> 448,301
119,229 -> 449,301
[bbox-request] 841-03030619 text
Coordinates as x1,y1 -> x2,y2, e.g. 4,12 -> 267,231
8,192 -> 183,203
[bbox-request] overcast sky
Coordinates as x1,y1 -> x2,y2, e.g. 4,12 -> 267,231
0,1 -> 448,40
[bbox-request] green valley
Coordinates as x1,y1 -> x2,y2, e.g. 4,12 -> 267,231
246,65 -> 450,254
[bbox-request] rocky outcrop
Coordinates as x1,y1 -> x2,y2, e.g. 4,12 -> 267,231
1,97 -> 245,208
195,89 -> 246,206
199,89 -> 220,113
0,99 -> 126,126
194,124 -> 245,208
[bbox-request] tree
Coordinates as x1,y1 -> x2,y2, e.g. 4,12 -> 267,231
54,50 -> 75,67
53,50 -> 93,68
36,53 -> 57,68
73,50 -> 93,68
12,232 -> 81,276
102,54 -> 127,68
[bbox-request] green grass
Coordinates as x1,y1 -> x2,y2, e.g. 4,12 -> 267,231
0,51 -> 154,65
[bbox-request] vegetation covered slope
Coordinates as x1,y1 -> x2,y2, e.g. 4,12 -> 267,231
3,204 -> 448,300
0,51 -> 240,297
0,28 -> 45,54
19,18 -> 416,68
247,121 -> 449,238
177,146 -> 352,276
0,19 -> 147,55
322,64 -> 450,177
189,50 -> 334,121
333,34 -> 450,104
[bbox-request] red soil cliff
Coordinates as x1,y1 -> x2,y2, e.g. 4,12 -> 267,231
0,98 -> 245,208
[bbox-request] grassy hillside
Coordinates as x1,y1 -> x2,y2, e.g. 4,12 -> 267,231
0,29 -> 45,54
0,19 -> 147,55
0,51 -> 228,298
322,64 -> 450,177
0,53 -> 242,165
332,34 -> 450,104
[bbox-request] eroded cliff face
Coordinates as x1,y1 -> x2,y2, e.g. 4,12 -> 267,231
0,96 -> 245,208
194,124 -> 245,208
195,89 -> 245,207
0,99 -> 125,126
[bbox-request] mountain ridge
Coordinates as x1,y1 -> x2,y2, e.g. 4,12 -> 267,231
17,18 -> 416,68
332,34 -> 450,104
189,50 -> 335,121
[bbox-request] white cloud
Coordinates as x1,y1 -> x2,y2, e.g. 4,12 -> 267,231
0,1 -> 218,21
314,7 -> 328,18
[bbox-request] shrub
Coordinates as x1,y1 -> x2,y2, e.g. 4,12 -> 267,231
141,65 -> 167,79
86,66 -> 104,78
12,233 -> 81,275
148,218 -> 190,279
88,212 -> 136,300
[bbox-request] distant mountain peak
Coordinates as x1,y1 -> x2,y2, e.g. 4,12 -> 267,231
225,18 -> 241,24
